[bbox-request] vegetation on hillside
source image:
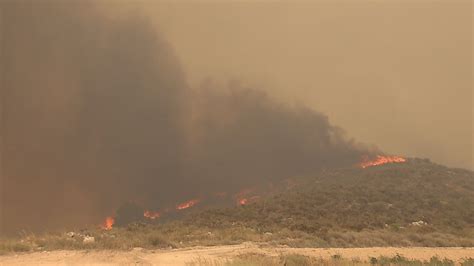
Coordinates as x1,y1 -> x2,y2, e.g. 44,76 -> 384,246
187,158 -> 474,246
1,159 -> 473,253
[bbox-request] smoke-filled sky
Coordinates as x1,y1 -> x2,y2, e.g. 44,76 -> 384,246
0,1 -> 472,234
139,1 -> 472,170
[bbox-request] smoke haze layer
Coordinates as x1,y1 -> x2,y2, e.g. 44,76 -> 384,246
0,3 -> 369,234
141,1 -> 473,171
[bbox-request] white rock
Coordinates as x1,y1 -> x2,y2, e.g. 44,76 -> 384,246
410,220 -> 427,226
83,236 -> 95,244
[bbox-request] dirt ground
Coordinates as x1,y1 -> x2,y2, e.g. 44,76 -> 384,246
0,243 -> 473,265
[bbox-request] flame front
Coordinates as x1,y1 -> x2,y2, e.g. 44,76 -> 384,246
144,210 -> 161,219
360,155 -> 406,168
102,216 -> 115,230
176,199 -> 200,210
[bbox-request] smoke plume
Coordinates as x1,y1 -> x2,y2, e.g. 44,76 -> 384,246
0,2 -> 370,234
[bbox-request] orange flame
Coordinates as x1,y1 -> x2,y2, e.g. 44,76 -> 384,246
144,210 -> 161,219
360,155 -> 406,168
237,195 -> 260,206
102,216 -> 115,230
239,198 -> 248,205
176,199 -> 200,210
235,188 -> 260,206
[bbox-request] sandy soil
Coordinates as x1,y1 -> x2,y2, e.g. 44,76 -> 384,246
0,243 -> 473,265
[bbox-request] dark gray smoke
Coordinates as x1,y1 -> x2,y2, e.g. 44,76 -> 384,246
0,2 -> 371,234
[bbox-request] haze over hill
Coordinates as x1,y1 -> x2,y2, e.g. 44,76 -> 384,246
0,1 -> 472,237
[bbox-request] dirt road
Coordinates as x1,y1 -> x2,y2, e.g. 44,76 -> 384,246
0,243 -> 473,265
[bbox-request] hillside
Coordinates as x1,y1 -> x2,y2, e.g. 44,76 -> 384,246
185,158 -> 474,247
1,158 -> 473,254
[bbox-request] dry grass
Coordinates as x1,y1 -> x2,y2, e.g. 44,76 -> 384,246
1,223 -> 473,255
186,253 -> 471,266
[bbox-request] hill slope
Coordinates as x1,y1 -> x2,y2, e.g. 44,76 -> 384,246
187,159 -> 474,246
1,159 -> 473,252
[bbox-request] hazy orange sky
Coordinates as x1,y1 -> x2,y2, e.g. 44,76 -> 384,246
133,1 -> 472,170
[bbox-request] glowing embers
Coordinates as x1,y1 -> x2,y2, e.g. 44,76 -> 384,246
235,188 -> 260,206
143,210 -> 161,219
176,199 -> 200,210
237,196 -> 260,206
101,216 -> 115,230
359,155 -> 406,168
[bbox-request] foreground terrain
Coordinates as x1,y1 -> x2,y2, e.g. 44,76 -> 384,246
0,243 -> 473,265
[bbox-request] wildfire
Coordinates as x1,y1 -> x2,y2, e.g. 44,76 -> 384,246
360,155 -> 406,168
144,210 -> 161,219
239,198 -> 248,205
102,216 -> 115,230
237,195 -> 260,206
176,199 -> 200,210
234,188 -> 261,206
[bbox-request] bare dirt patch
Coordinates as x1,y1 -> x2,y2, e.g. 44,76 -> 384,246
0,243 -> 473,265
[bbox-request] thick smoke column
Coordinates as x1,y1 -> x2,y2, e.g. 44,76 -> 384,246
185,83 -> 366,193
1,2 -> 186,233
0,2 -> 370,234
